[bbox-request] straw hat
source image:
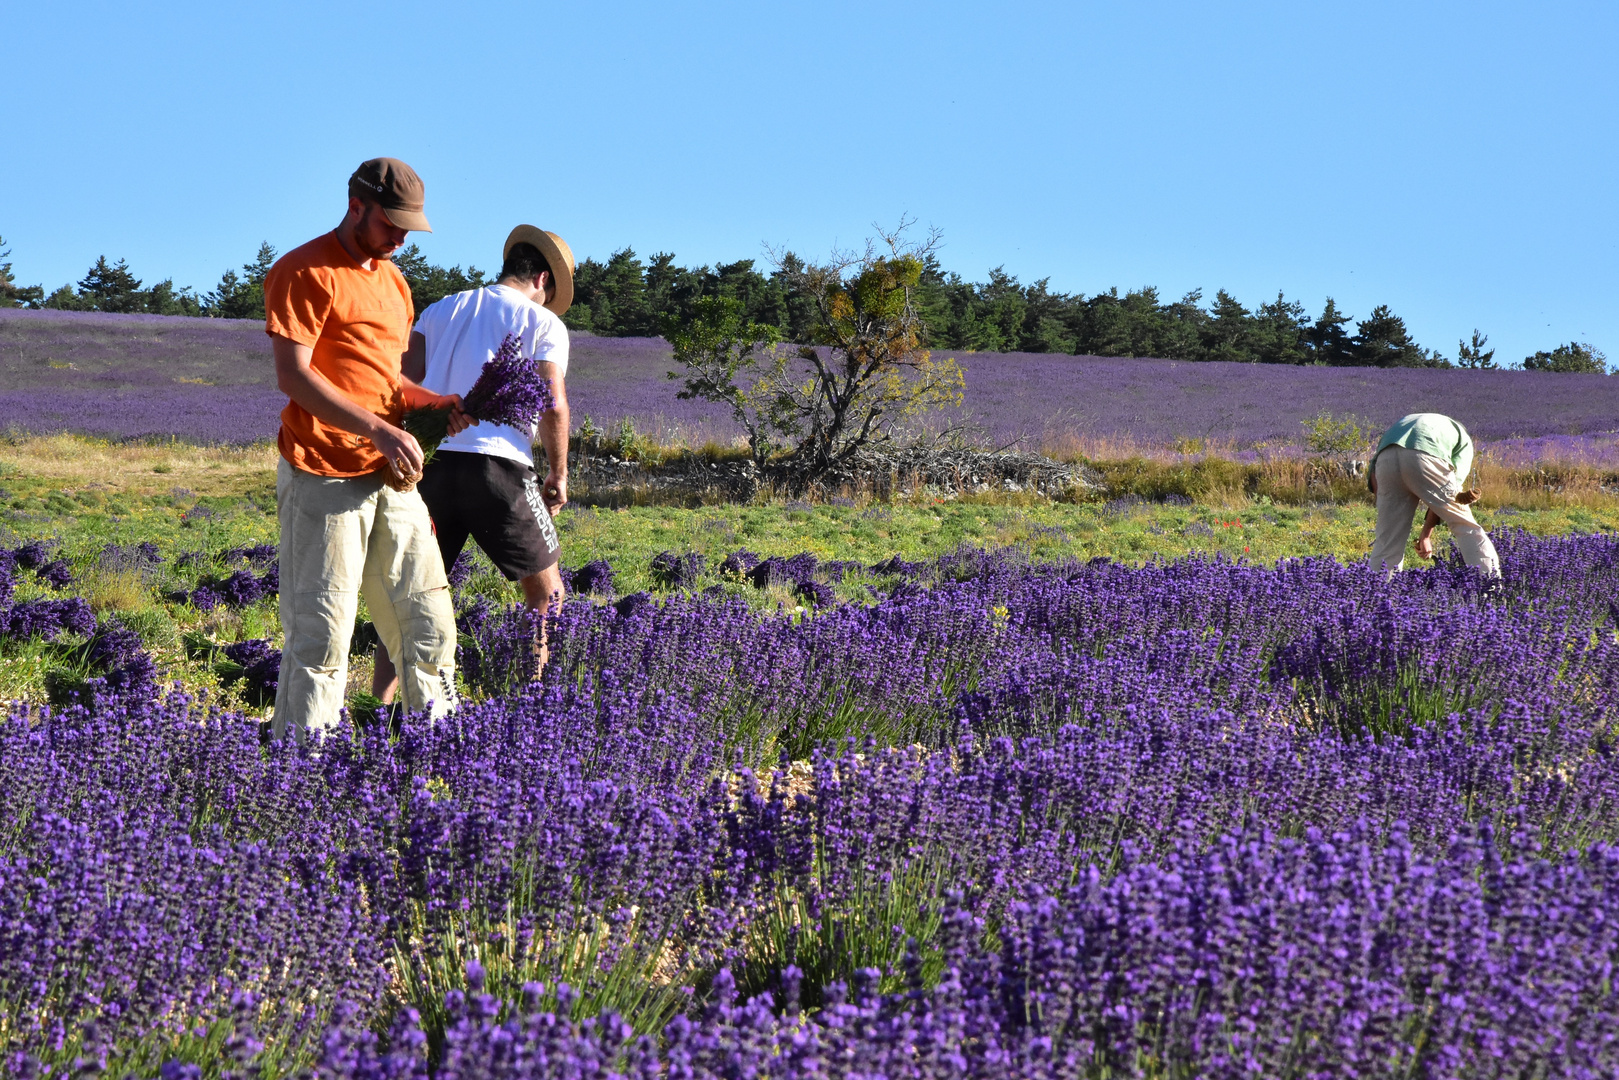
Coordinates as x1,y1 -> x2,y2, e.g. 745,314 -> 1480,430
503,225 -> 575,316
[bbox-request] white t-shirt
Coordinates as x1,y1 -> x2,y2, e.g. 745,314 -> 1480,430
413,284 -> 570,467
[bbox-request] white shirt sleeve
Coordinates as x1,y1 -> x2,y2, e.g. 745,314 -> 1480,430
525,309 -> 569,378
546,323 -> 570,378
414,296 -> 447,344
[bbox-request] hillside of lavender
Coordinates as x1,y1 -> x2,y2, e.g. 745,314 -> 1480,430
3,526 -> 1619,1077
2,308 -> 1616,455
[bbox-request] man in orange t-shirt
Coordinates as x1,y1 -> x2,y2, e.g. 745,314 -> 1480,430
263,157 -> 470,740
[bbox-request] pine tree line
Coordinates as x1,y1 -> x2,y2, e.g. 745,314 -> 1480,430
559,248 -> 1606,372
0,239 -> 278,319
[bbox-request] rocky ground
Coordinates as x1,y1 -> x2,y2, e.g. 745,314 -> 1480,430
568,442 -> 1106,505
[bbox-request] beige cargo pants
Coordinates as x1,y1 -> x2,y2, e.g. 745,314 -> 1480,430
1370,446 -> 1500,577
273,459 -> 458,741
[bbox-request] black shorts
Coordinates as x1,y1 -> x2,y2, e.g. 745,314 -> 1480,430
417,451 -> 561,581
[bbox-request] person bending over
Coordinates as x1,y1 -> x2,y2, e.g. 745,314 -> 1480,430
264,157 -> 471,741
1368,412 -> 1500,578
374,225 -> 575,703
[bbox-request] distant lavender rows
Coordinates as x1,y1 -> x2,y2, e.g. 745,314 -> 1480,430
0,309 -> 287,442
2,308 -> 1614,455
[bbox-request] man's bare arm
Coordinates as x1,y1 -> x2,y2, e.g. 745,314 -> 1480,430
272,333 -> 429,476
395,331 -> 474,432
1415,508 -> 1442,559
536,362 -> 570,515
402,331 -> 427,384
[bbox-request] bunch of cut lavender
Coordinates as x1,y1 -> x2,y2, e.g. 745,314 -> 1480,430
187,565 -> 278,612
221,638 -> 280,704
0,597 -> 96,641
649,549 -> 706,589
400,332 -> 555,467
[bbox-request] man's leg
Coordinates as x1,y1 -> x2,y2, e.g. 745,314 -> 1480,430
456,458 -> 566,678
272,460 -> 374,742
371,647 -> 398,706
373,515 -> 469,704
369,463 -> 469,705
362,482 -> 458,720
519,562 -> 567,672
1405,450 -> 1502,577
1369,449 -> 1420,574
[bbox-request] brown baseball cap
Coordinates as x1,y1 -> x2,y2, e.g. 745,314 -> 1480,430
348,157 -> 432,232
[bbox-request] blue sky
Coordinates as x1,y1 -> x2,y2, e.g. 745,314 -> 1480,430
5,0 -> 1616,365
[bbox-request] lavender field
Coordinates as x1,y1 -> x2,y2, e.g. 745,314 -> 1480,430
3,309 -> 1616,456
3,527 -> 1619,1077
6,307 -> 1619,1077
0,310 -> 284,442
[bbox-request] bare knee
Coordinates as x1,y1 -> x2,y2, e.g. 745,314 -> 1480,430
520,566 -> 565,612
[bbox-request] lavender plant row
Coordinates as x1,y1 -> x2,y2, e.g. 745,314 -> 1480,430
5,310 -> 1619,453
4,532 -> 1619,1076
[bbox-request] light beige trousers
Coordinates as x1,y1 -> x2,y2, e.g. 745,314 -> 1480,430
1370,446 -> 1500,577
273,459 -> 458,741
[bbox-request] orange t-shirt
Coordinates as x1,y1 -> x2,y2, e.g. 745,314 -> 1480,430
264,232 -> 414,477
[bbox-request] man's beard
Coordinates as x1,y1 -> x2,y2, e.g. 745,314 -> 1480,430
356,207 -> 400,259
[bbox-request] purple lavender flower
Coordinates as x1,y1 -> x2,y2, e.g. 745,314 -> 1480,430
868,554 -> 923,577
571,559 -> 615,596
401,332 -> 556,462
795,580 -> 836,608
222,638 -> 280,703
86,623 -> 143,670
0,597 -> 95,640
446,551 -> 475,589
223,543 -> 277,567
12,309 -> 1619,459
12,541 -> 49,570
649,550 -> 705,590
185,560 -> 276,610
100,541 -> 163,566
461,333 -> 557,428
83,622 -> 158,702
218,570 -> 261,607
614,591 -> 655,618
36,558 -> 73,589
97,542 -> 164,585
747,553 -> 819,590
7,528 -> 1619,1074
456,593 -> 493,636
221,638 -> 274,669
819,559 -> 863,582
0,550 -> 16,609
719,549 -> 762,576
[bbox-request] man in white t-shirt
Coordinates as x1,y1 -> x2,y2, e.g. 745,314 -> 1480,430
373,225 -> 575,703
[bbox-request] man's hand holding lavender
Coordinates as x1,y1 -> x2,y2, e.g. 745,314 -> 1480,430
390,333 -> 555,489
